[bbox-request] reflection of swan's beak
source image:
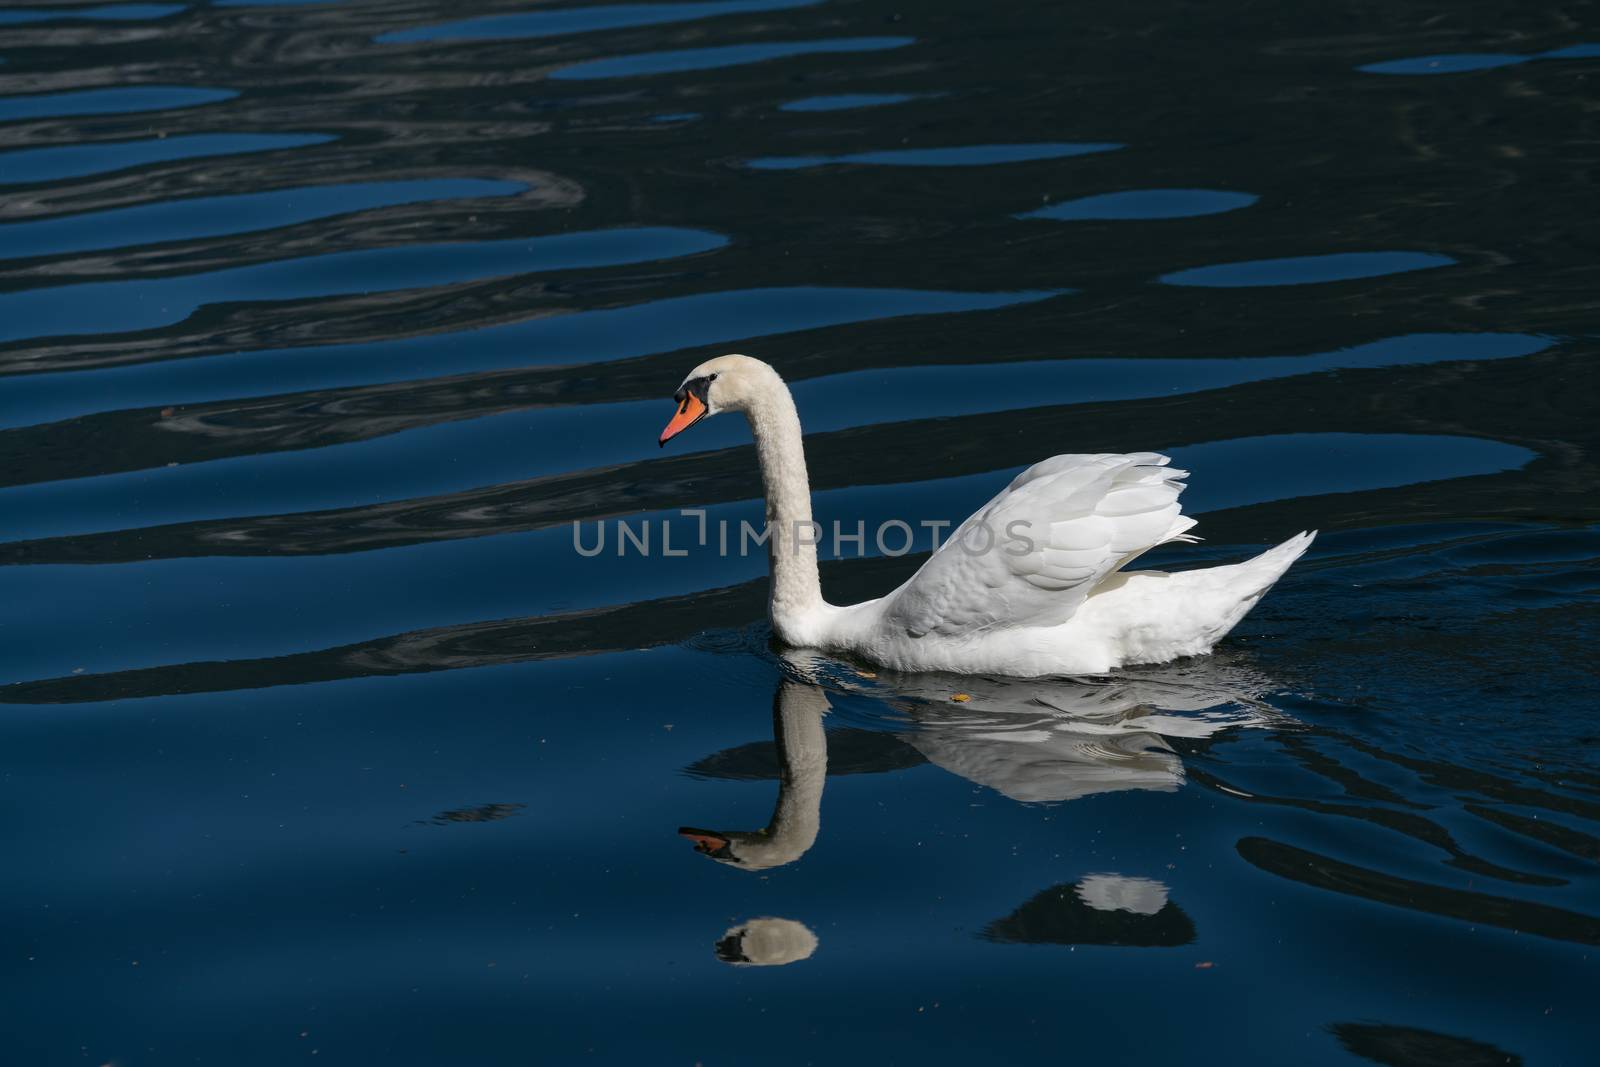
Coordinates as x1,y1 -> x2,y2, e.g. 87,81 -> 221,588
678,827 -> 733,859
659,392 -> 706,446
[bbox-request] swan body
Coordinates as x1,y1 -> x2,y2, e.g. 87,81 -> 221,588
659,354 -> 1313,676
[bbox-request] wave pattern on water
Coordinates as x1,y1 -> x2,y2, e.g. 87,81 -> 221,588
1019,188 -> 1258,221
1,2 -> 1597,1065
551,36 -> 914,80
0,5 -> 185,25
779,92 -> 924,112
748,142 -> 1125,170
0,226 -> 728,344
0,132 -> 335,185
1360,44 -> 1600,74
0,86 -> 235,121
1158,251 -> 1456,287
0,178 -> 525,259
377,0 -> 823,45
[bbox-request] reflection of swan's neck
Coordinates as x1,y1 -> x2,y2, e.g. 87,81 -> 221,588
705,679 -> 827,871
765,679 -> 828,860
681,679 -> 830,871
744,379 -> 825,638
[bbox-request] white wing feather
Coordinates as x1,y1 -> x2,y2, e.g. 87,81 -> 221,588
882,453 -> 1197,639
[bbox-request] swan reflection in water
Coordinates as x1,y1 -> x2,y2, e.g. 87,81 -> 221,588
870,660 -> 1277,804
679,677 -> 830,870
715,917 -> 820,967
679,655 -> 1280,958
984,873 -> 1198,948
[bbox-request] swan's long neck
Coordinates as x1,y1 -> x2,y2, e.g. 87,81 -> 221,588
745,379 -> 826,638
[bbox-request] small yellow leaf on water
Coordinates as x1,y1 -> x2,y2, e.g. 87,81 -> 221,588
855,670 -> 877,679
951,693 -> 971,703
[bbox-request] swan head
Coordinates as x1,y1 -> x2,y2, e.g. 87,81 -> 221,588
659,353 -> 781,446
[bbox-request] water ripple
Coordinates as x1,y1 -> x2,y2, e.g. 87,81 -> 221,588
748,142 -> 1124,170
1360,53 -> 1528,75
1159,251 -> 1455,287
0,226 -> 727,345
551,36 -> 914,80
1019,188 -> 1257,221
0,132 -> 334,185
1360,43 -> 1600,75
0,4 -> 184,23
0,178 -> 524,259
378,0 -> 821,45
780,93 -> 924,112
0,285 -> 1061,423
0,86 -> 235,122
0,333 -> 1550,545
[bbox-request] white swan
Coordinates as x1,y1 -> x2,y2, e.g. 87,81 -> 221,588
659,354 -> 1314,675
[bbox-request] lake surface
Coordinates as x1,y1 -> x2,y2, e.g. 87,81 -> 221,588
2,2 -> 1597,1064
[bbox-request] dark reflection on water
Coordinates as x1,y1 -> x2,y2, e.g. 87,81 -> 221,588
0,5 -> 186,26
780,91 -> 923,111
1330,1022 -> 1525,1067
1019,188 -> 1258,221
1236,836 -> 1600,943
748,141 -> 1124,170
1359,52 -> 1530,75
983,877 -> 1198,947
1159,251 -> 1456,287
0,284 -> 1057,417
1,0 -> 1597,1063
551,35 -> 914,80
0,86 -> 235,120
0,132 -> 334,184
1359,44 -> 1600,74
0,177 -> 525,259
0,332 -> 1549,510
377,0 -> 822,45
0,225 -> 728,343
0,342 -> 1551,540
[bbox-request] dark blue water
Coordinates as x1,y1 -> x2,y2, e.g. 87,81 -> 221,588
2,3 -> 1597,1065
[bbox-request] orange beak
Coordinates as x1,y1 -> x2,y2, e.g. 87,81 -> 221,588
659,392 -> 706,446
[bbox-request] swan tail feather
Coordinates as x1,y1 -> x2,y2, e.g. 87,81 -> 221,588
1205,530 -> 1317,634
1078,531 -> 1316,668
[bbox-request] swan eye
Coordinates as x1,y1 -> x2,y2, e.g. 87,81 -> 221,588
671,375 -> 713,406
